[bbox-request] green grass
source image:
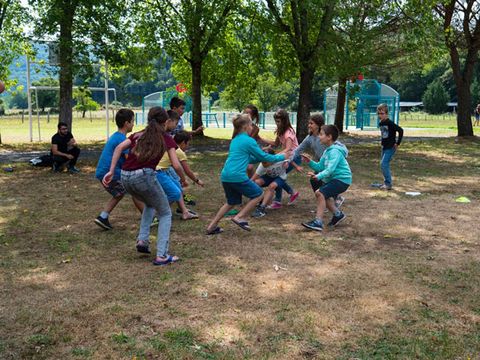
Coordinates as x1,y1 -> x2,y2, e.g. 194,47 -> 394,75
0,135 -> 479,358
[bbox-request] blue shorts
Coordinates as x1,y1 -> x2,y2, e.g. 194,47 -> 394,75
259,175 -> 286,189
156,170 -> 182,202
222,180 -> 263,205
318,179 -> 349,199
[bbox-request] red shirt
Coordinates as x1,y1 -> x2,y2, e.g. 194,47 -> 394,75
122,132 -> 177,171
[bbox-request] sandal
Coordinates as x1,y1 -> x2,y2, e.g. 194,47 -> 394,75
206,226 -> 223,235
153,255 -> 179,266
136,241 -> 151,254
182,212 -> 199,220
231,218 -> 251,231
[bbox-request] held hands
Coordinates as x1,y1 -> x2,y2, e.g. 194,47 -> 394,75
102,172 -> 113,187
307,171 -> 317,180
196,179 -> 205,187
66,154 -> 74,160
181,179 -> 189,188
301,153 -> 311,164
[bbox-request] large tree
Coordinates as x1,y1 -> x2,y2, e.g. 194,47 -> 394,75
264,0 -> 336,140
435,1 -> 480,136
30,0 -> 132,129
0,0 -> 28,85
136,0 -> 236,132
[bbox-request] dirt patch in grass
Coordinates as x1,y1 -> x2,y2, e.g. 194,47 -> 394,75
0,137 -> 479,359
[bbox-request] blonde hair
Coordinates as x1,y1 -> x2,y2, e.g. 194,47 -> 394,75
232,113 -> 252,138
377,103 -> 389,114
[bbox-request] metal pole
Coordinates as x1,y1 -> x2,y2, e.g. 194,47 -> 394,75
26,56 -> 33,142
104,60 -> 110,139
35,88 -> 41,141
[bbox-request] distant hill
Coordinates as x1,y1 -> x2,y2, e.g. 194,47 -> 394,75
8,44 -> 58,91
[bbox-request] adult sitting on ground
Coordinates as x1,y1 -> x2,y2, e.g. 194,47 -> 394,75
51,122 -> 81,174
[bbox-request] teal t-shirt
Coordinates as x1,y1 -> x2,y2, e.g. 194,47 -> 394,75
221,132 -> 285,183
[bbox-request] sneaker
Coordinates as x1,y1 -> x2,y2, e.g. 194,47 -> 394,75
176,208 -> 197,216
301,219 -> 323,231
370,183 -> 382,188
267,201 -> 282,210
335,195 -> 345,208
68,166 -> 81,174
94,216 -> 112,230
252,205 -> 266,218
224,209 -> 240,217
328,212 -> 347,227
379,184 -> 392,190
288,191 -> 300,205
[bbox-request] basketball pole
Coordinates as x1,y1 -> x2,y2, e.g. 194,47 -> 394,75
26,56 -> 33,142
104,60 -> 109,139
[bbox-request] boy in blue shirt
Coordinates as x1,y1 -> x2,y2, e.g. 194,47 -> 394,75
301,125 -> 352,231
94,109 -> 143,230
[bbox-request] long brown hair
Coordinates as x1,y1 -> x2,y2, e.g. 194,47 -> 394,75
134,107 -> 168,163
274,109 -> 294,137
232,113 -> 251,138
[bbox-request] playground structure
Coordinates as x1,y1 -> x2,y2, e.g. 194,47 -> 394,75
324,79 -> 400,129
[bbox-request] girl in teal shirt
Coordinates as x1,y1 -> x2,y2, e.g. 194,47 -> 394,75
206,114 -> 289,234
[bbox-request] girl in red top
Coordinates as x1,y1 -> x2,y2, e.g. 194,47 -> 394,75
103,107 -> 179,266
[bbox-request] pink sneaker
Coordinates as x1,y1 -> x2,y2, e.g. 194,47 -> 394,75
288,191 -> 300,205
267,201 -> 282,210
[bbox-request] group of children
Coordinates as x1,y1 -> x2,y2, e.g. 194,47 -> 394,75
94,100 -> 403,265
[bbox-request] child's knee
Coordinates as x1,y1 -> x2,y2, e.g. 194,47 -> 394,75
268,182 -> 278,190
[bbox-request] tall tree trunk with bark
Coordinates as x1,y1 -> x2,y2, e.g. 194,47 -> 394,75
190,59 -> 203,133
297,66 -> 314,141
450,48 -> 476,137
334,77 -> 348,133
58,4 -> 75,129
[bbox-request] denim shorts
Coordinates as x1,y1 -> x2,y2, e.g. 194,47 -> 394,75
100,179 -> 126,198
318,179 -> 349,199
222,180 -> 263,205
260,175 -> 286,189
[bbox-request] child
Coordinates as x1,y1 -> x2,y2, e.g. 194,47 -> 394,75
206,114 -> 289,235
174,131 -> 205,187
156,111 -> 197,220
261,109 -> 300,208
94,109 -> 144,230
375,103 -> 403,190
103,106 -> 178,266
301,125 -> 352,232
251,149 -> 291,218
474,104 -> 480,126
292,113 -> 348,208
169,96 -> 204,136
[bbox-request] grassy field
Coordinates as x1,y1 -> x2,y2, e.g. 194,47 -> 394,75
1,134 -> 479,359
1,111 -> 479,144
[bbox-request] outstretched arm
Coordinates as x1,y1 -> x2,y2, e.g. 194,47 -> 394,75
102,139 -> 131,186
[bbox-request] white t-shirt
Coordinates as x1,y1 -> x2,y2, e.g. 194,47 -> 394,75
256,161 -> 287,180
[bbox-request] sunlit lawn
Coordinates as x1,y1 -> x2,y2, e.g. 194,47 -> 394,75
0,134 -> 479,359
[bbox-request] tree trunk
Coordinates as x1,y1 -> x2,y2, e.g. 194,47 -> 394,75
58,3 -> 75,129
296,66 -> 314,141
190,59 -> 204,134
334,78 -> 348,133
456,81 -> 474,137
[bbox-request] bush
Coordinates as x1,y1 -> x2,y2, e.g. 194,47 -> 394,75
422,80 -> 449,114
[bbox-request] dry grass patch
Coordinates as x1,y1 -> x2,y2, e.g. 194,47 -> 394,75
0,137 -> 479,359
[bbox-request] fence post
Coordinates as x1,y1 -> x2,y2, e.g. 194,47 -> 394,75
21,110 -> 24,123
223,112 -> 226,128
47,109 -> 50,123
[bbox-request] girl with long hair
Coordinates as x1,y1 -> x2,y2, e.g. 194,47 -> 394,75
103,107 -> 179,266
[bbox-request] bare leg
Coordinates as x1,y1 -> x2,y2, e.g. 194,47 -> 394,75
325,197 -> 337,214
177,196 -> 196,219
262,183 -> 277,206
315,190 -> 327,222
233,194 -> 263,223
207,203 -> 234,232
104,195 -> 123,213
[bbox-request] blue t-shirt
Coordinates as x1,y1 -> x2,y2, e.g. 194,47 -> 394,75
95,131 -> 128,180
170,116 -> 184,136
